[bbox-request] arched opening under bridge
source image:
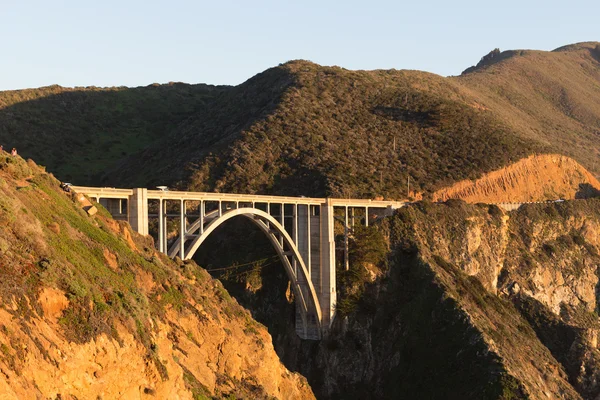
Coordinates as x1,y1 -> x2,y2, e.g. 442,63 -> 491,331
169,207 -> 323,340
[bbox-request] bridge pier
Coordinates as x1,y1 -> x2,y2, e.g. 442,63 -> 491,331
319,200 -> 336,332
180,199 -> 186,259
158,199 -> 165,253
128,188 -> 148,236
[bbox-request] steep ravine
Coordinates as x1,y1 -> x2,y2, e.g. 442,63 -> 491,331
224,199 -> 600,399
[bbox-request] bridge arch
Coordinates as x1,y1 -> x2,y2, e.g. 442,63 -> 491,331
73,186 -> 409,340
171,207 -> 322,339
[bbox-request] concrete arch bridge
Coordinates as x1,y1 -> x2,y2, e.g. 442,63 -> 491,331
72,186 -> 406,340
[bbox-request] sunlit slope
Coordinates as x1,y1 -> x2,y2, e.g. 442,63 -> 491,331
432,154 -> 600,203
115,60 -> 541,198
0,154 -> 313,399
456,42 -> 600,173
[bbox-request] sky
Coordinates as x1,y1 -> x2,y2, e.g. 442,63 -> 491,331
1,0 -> 598,90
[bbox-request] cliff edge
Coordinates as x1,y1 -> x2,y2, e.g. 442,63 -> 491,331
0,154 -> 314,399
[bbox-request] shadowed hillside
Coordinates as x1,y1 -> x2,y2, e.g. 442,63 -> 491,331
0,83 -> 227,184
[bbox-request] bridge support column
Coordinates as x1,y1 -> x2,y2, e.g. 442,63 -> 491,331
180,200 -> 186,259
344,206 -> 349,271
293,204 -> 298,276
297,205 -> 311,278
319,199 -> 336,332
199,201 -> 204,234
295,204 -> 322,338
129,188 -> 148,236
158,199 -> 165,253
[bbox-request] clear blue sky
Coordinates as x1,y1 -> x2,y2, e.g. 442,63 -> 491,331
1,0 -> 598,90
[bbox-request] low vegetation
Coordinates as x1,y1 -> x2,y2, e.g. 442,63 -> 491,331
336,225 -> 387,315
0,155 -> 311,399
1,42 -> 599,201
0,83 -> 225,184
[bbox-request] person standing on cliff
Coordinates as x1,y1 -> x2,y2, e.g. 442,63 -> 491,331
11,148 -> 17,156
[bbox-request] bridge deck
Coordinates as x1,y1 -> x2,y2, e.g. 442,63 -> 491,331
70,185 -> 545,339
72,186 -> 407,208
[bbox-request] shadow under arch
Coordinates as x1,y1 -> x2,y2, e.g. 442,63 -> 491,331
170,207 -> 322,339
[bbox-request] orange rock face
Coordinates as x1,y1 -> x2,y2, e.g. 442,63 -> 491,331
0,156 -> 315,400
433,154 -> 600,203
0,301 -> 314,399
38,287 -> 69,323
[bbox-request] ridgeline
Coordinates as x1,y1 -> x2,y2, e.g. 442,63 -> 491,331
1,42 -> 599,200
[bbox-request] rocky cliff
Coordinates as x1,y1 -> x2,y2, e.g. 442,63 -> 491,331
229,198 -> 600,399
385,199 -> 600,399
0,154 -> 313,399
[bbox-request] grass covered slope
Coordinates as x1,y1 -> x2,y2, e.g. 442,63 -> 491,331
0,83 -> 226,184
0,154 -> 313,399
457,42 -> 600,173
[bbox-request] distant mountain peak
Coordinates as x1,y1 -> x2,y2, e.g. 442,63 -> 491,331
461,48 -> 525,75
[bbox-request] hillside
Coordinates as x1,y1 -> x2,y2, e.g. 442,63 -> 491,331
111,61 -> 542,197
218,197 -> 600,399
0,83 -> 227,184
456,42 -> 600,174
238,198 -> 600,399
1,43 -> 599,201
0,153 -> 313,399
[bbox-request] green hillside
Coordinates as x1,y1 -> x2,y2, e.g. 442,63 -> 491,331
0,83 -> 226,183
0,42 -> 599,199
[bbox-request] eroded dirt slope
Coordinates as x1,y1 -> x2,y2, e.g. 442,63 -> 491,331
432,154 -> 600,203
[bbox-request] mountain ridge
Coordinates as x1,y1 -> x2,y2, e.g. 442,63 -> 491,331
0,41 -> 599,200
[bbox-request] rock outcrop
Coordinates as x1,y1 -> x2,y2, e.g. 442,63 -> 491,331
240,198 -> 600,399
